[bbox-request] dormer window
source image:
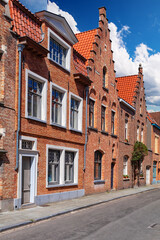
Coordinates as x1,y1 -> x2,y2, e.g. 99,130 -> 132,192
48,28 -> 71,72
50,38 -> 66,68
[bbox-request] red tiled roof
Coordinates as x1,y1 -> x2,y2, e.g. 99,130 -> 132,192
74,29 -> 97,64
147,112 -> 156,124
116,75 -> 138,106
73,50 -> 87,77
9,0 -> 42,42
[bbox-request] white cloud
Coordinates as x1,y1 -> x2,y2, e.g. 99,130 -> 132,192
47,1 -> 80,33
109,22 -> 160,111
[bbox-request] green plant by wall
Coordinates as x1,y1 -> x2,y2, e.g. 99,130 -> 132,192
131,141 -> 148,163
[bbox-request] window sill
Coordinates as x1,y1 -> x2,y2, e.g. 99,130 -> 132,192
70,128 -> 82,134
111,133 -> 118,138
94,180 -> 105,185
88,127 -> 98,132
101,130 -> 109,136
102,87 -> 109,93
26,116 -> 47,124
50,122 -> 66,130
48,57 -> 70,74
47,183 -> 78,188
123,178 -> 130,181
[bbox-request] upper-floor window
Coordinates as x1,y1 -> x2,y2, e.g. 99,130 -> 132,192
26,69 -> 47,123
89,99 -> 95,128
101,105 -> 106,131
137,126 -> 140,141
103,67 -> 108,88
69,93 -> 83,132
48,28 -> 71,71
50,38 -> 66,68
50,83 -> 67,128
125,116 -> 128,140
94,151 -> 102,180
155,135 -> 159,153
141,128 -> 143,143
111,111 -> 115,134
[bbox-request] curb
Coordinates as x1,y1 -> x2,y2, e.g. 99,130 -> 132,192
0,187 -> 159,233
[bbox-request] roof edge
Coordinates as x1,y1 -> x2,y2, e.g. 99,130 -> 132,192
119,98 -> 135,112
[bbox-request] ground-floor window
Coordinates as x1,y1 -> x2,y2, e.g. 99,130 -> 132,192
46,145 -> 78,187
94,150 -> 102,180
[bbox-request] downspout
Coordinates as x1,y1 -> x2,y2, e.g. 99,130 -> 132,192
83,86 -> 89,172
38,26 -> 45,43
15,44 -> 25,171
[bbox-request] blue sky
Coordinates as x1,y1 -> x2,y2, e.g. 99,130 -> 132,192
19,0 -> 160,112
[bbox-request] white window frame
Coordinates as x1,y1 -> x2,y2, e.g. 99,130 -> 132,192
46,145 -> 79,188
50,82 -> 67,128
101,104 -> 106,131
69,92 -> 83,132
25,69 -> 47,123
89,97 -> 95,128
125,116 -> 128,140
123,156 -> 128,176
19,135 -> 37,151
48,28 -> 71,72
141,128 -> 143,143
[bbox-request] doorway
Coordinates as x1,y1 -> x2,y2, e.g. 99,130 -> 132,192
146,166 -> 150,185
111,163 -> 114,189
22,157 -> 31,204
152,161 -> 157,184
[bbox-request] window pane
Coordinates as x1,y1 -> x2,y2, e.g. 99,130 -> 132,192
70,98 -> 79,130
50,38 -> 66,67
48,150 -> 60,184
94,151 -> 102,180
65,152 -> 74,182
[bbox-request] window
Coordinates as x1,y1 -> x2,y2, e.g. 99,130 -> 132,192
69,93 -> 83,132
111,111 -> 115,134
48,149 -> 60,185
123,156 -> 128,176
137,126 -> 139,141
26,69 -> 47,122
155,135 -> 159,153
101,105 -> 106,131
89,99 -> 95,128
50,38 -> 66,68
141,128 -> 143,143
103,67 -> 108,88
48,28 -> 71,71
46,145 -> 78,187
65,152 -> 74,183
94,151 -> 102,180
28,77 -> 42,119
22,140 -> 33,150
125,116 -> 128,140
19,136 -> 37,151
50,83 -> 67,127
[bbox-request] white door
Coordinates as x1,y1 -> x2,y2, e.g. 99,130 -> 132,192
146,167 -> 150,185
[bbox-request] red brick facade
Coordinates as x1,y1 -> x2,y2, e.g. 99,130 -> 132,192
0,1 -> 158,211
0,0 -> 17,210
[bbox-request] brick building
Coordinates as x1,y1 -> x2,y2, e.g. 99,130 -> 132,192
116,65 -> 151,189
147,112 -> 160,184
0,0 -> 155,211
74,7 -> 119,194
0,0 -> 17,211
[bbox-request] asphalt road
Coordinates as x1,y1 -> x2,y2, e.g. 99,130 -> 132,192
1,189 -> 160,240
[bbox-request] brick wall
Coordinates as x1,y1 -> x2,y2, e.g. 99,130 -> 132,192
0,0 -> 17,209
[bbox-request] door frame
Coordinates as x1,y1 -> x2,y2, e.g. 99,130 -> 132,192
18,152 -> 38,205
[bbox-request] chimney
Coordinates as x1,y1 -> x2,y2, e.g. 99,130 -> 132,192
138,63 -> 143,75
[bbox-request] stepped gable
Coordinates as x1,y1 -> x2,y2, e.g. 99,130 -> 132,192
9,0 -> 42,42
116,75 -> 139,107
74,29 -> 97,65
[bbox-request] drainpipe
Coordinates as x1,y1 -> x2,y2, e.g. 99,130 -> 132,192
15,44 -> 25,171
38,26 -> 45,44
83,87 -> 89,172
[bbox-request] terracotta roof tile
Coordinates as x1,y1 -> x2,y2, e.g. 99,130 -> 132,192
116,75 -> 138,106
9,0 -> 42,42
147,111 -> 157,124
74,29 -> 97,65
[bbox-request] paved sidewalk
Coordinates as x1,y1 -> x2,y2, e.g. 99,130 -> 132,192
0,184 -> 160,232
